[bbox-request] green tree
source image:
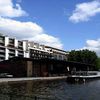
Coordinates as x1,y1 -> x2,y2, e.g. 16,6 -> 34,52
68,49 -> 98,66
97,58 -> 100,70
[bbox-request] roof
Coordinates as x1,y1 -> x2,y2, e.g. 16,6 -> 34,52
0,57 -> 95,67
45,45 -> 67,53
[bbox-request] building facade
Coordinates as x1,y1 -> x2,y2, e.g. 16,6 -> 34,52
0,57 -> 95,77
0,34 -> 68,61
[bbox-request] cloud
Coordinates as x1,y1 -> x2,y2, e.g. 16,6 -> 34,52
25,34 -> 63,49
0,0 -> 63,49
69,0 -> 100,23
0,0 -> 27,18
0,17 -> 63,49
82,39 -> 100,57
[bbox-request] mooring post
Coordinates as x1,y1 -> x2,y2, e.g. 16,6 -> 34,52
83,78 -> 85,83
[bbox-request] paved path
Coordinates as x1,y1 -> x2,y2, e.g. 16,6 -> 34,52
0,76 -> 67,83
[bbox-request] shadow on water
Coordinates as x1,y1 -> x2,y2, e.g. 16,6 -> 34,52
0,79 -> 100,100
0,80 -> 64,100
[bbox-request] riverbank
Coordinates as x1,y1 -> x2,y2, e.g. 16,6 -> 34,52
0,76 -> 67,83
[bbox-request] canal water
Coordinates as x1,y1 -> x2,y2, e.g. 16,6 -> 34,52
0,79 -> 100,100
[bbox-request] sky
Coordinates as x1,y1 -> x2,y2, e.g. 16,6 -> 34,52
0,0 -> 100,56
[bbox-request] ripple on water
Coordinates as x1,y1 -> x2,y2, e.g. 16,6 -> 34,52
0,79 -> 100,100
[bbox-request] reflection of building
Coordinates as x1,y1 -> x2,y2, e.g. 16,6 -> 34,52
0,34 -> 68,61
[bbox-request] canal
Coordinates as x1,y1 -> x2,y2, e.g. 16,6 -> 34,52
0,79 -> 100,100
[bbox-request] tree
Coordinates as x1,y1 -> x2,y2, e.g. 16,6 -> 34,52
68,49 -> 98,66
97,58 -> 100,70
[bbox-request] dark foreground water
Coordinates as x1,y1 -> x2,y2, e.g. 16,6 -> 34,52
0,79 -> 100,100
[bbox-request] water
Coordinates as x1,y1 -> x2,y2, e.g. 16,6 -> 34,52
0,79 -> 100,100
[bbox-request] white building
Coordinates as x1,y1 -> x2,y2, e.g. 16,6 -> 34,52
0,34 -> 68,61
45,46 -> 68,60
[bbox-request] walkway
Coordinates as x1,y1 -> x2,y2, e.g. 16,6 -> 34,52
70,71 -> 100,79
0,76 -> 67,83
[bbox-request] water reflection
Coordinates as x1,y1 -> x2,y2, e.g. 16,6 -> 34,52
0,80 -> 62,100
0,80 -> 100,100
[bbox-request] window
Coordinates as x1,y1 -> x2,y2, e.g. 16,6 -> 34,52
9,39 -> 14,44
0,37 -> 4,43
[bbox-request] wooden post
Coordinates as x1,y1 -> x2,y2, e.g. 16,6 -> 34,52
27,61 -> 33,77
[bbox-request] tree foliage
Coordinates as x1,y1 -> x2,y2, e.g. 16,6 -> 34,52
68,49 -> 98,66
97,58 -> 100,69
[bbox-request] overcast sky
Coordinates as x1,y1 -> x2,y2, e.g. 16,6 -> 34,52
0,0 -> 100,56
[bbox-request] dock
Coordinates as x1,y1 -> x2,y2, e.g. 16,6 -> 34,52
67,71 -> 100,83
